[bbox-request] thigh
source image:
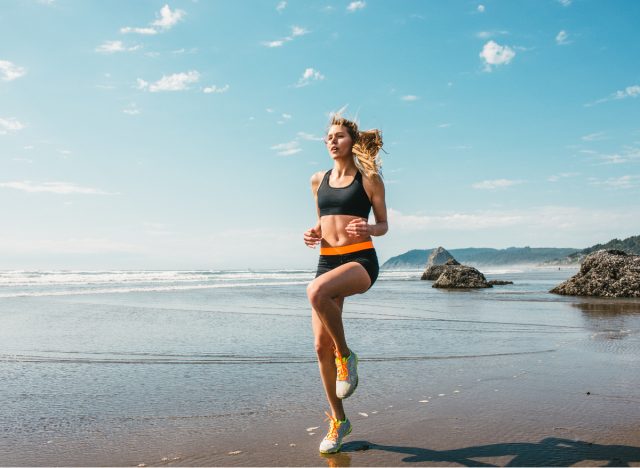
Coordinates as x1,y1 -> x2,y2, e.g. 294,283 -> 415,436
311,261 -> 372,300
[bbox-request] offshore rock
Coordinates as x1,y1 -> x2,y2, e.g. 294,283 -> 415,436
421,258 -> 460,281
433,265 -> 492,289
488,280 -> 514,286
426,246 -> 456,267
550,249 -> 640,297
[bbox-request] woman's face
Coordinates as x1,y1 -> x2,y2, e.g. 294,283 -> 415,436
325,125 -> 353,160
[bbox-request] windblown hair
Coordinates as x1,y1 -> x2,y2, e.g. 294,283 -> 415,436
329,114 -> 384,179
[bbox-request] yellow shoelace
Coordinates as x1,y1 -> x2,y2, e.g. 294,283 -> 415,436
324,411 -> 341,441
334,352 -> 348,381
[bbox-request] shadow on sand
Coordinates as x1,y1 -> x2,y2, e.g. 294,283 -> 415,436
319,437 -> 640,467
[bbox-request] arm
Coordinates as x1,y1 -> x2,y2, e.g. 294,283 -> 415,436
346,174 -> 388,238
303,172 -> 324,247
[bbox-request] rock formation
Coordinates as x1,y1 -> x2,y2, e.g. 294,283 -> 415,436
421,258 -> 460,280
433,265 -> 492,289
550,249 -> 640,297
488,280 -> 514,286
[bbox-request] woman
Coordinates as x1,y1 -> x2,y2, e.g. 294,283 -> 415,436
304,114 -> 388,454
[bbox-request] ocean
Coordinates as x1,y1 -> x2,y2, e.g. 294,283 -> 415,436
2,267 -> 640,465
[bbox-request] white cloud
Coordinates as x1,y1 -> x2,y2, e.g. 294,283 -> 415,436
276,1 -> 287,12
581,132 -> 606,141
589,175 -> 640,189
476,30 -> 508,39
347,1 -> 366,12
597,146 -> 640,165
0,181 -> 112,195
387,206 -> 636,235
152,4 -> 185,29
263,40 -> 285,48
437,123 -> 452,128
270,141 -> 301,156
137,70 -> 200,92
472,179 -> 522,190
95,40 -> 141,53
0,117 -> 26,134
401,95 -> 419,101
120,27 -> 158,35
262,25 -> 309,48
0,60 -> 27,81
123,103 -> 141,115
295,68 -> 324,87
479,41 -> 516,71
586,85 -> 640,106
203,84 -> 230,94
120,4 -> 184,36
477,4 -> 485,13
297,132 -> 323,141
547,172 -> 580,182
282,113 -> 292,119
556,30 -> 570,45
557,0 -> 572,6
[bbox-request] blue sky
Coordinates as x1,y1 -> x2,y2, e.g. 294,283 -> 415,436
1,0 -> 639,270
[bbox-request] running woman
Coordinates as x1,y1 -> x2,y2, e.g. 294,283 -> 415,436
304,114 -> 388,454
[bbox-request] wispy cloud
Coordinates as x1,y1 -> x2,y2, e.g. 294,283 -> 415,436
262,25 -> 309,47
123,103 -> 141,115
137,70 -> 200,92
479,40 -> 516,71
597,146 -> 640,165
401,95 -> 419,101
477,5 -> 486,13
347,1 -> 366,12
297,132 -> 323,141
586,84 -> 640,107
556,30 -> 570,45
557,0 -> 572,6
95,40 -> 141,53
120,27 -> 157,35
472,179 -> 523,190
581,131 -> 606,141
203,84 -> 230,94
476,30 -> 508,39
0,181 -> 112,195
589,175 -> 640,189
0,60 -> 27,81
276,1 -> 287,12
121,4 -> 185,35
0,117 -> 26,134
547,172 -> 580,182
295,68 -> 324,88
270,141 -> 302,156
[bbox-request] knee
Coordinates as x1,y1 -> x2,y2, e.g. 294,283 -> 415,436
307,281 -> 327,309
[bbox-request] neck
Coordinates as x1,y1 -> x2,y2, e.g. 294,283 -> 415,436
332,155 -> 357,177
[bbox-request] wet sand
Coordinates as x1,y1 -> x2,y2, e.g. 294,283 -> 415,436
138,331 -> 640,467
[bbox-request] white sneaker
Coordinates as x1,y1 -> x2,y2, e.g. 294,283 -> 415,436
335,349 -> 358,399
319,412 -> 352,454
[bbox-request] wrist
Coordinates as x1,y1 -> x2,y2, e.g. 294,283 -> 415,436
368,224 -> 376,236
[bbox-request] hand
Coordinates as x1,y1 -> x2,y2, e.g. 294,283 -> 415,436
303,225 -> 322,248
345,218 -> 371,237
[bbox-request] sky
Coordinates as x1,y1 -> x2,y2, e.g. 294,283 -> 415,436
1,0 -> 639,270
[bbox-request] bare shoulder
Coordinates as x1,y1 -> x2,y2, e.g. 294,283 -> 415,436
310,170 -> 325,194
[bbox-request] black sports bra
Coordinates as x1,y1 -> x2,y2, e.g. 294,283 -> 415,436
317,169 -> 372,219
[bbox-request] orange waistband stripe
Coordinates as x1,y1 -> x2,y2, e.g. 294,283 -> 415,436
320,240 -> 374,256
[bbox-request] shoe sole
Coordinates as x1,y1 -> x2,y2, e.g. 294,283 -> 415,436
319,425 -> 352,454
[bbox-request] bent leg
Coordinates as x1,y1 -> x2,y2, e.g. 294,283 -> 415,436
307,262 -> 371,356
312,296 -> 346,420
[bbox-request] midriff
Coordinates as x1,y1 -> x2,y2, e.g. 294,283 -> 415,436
320,214 -> 372,247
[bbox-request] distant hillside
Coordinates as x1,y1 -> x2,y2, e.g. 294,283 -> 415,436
382,247 -> 579,270
548,234 -> 640,264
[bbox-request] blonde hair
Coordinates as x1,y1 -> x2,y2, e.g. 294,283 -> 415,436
329,114 -> 384,179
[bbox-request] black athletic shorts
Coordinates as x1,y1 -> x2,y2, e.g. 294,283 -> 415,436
315,248 -> 379,288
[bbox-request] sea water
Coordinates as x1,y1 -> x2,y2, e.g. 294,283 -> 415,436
1,267 -> 639,464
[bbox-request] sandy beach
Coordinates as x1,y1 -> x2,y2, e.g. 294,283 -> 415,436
2,269 -> 640,466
